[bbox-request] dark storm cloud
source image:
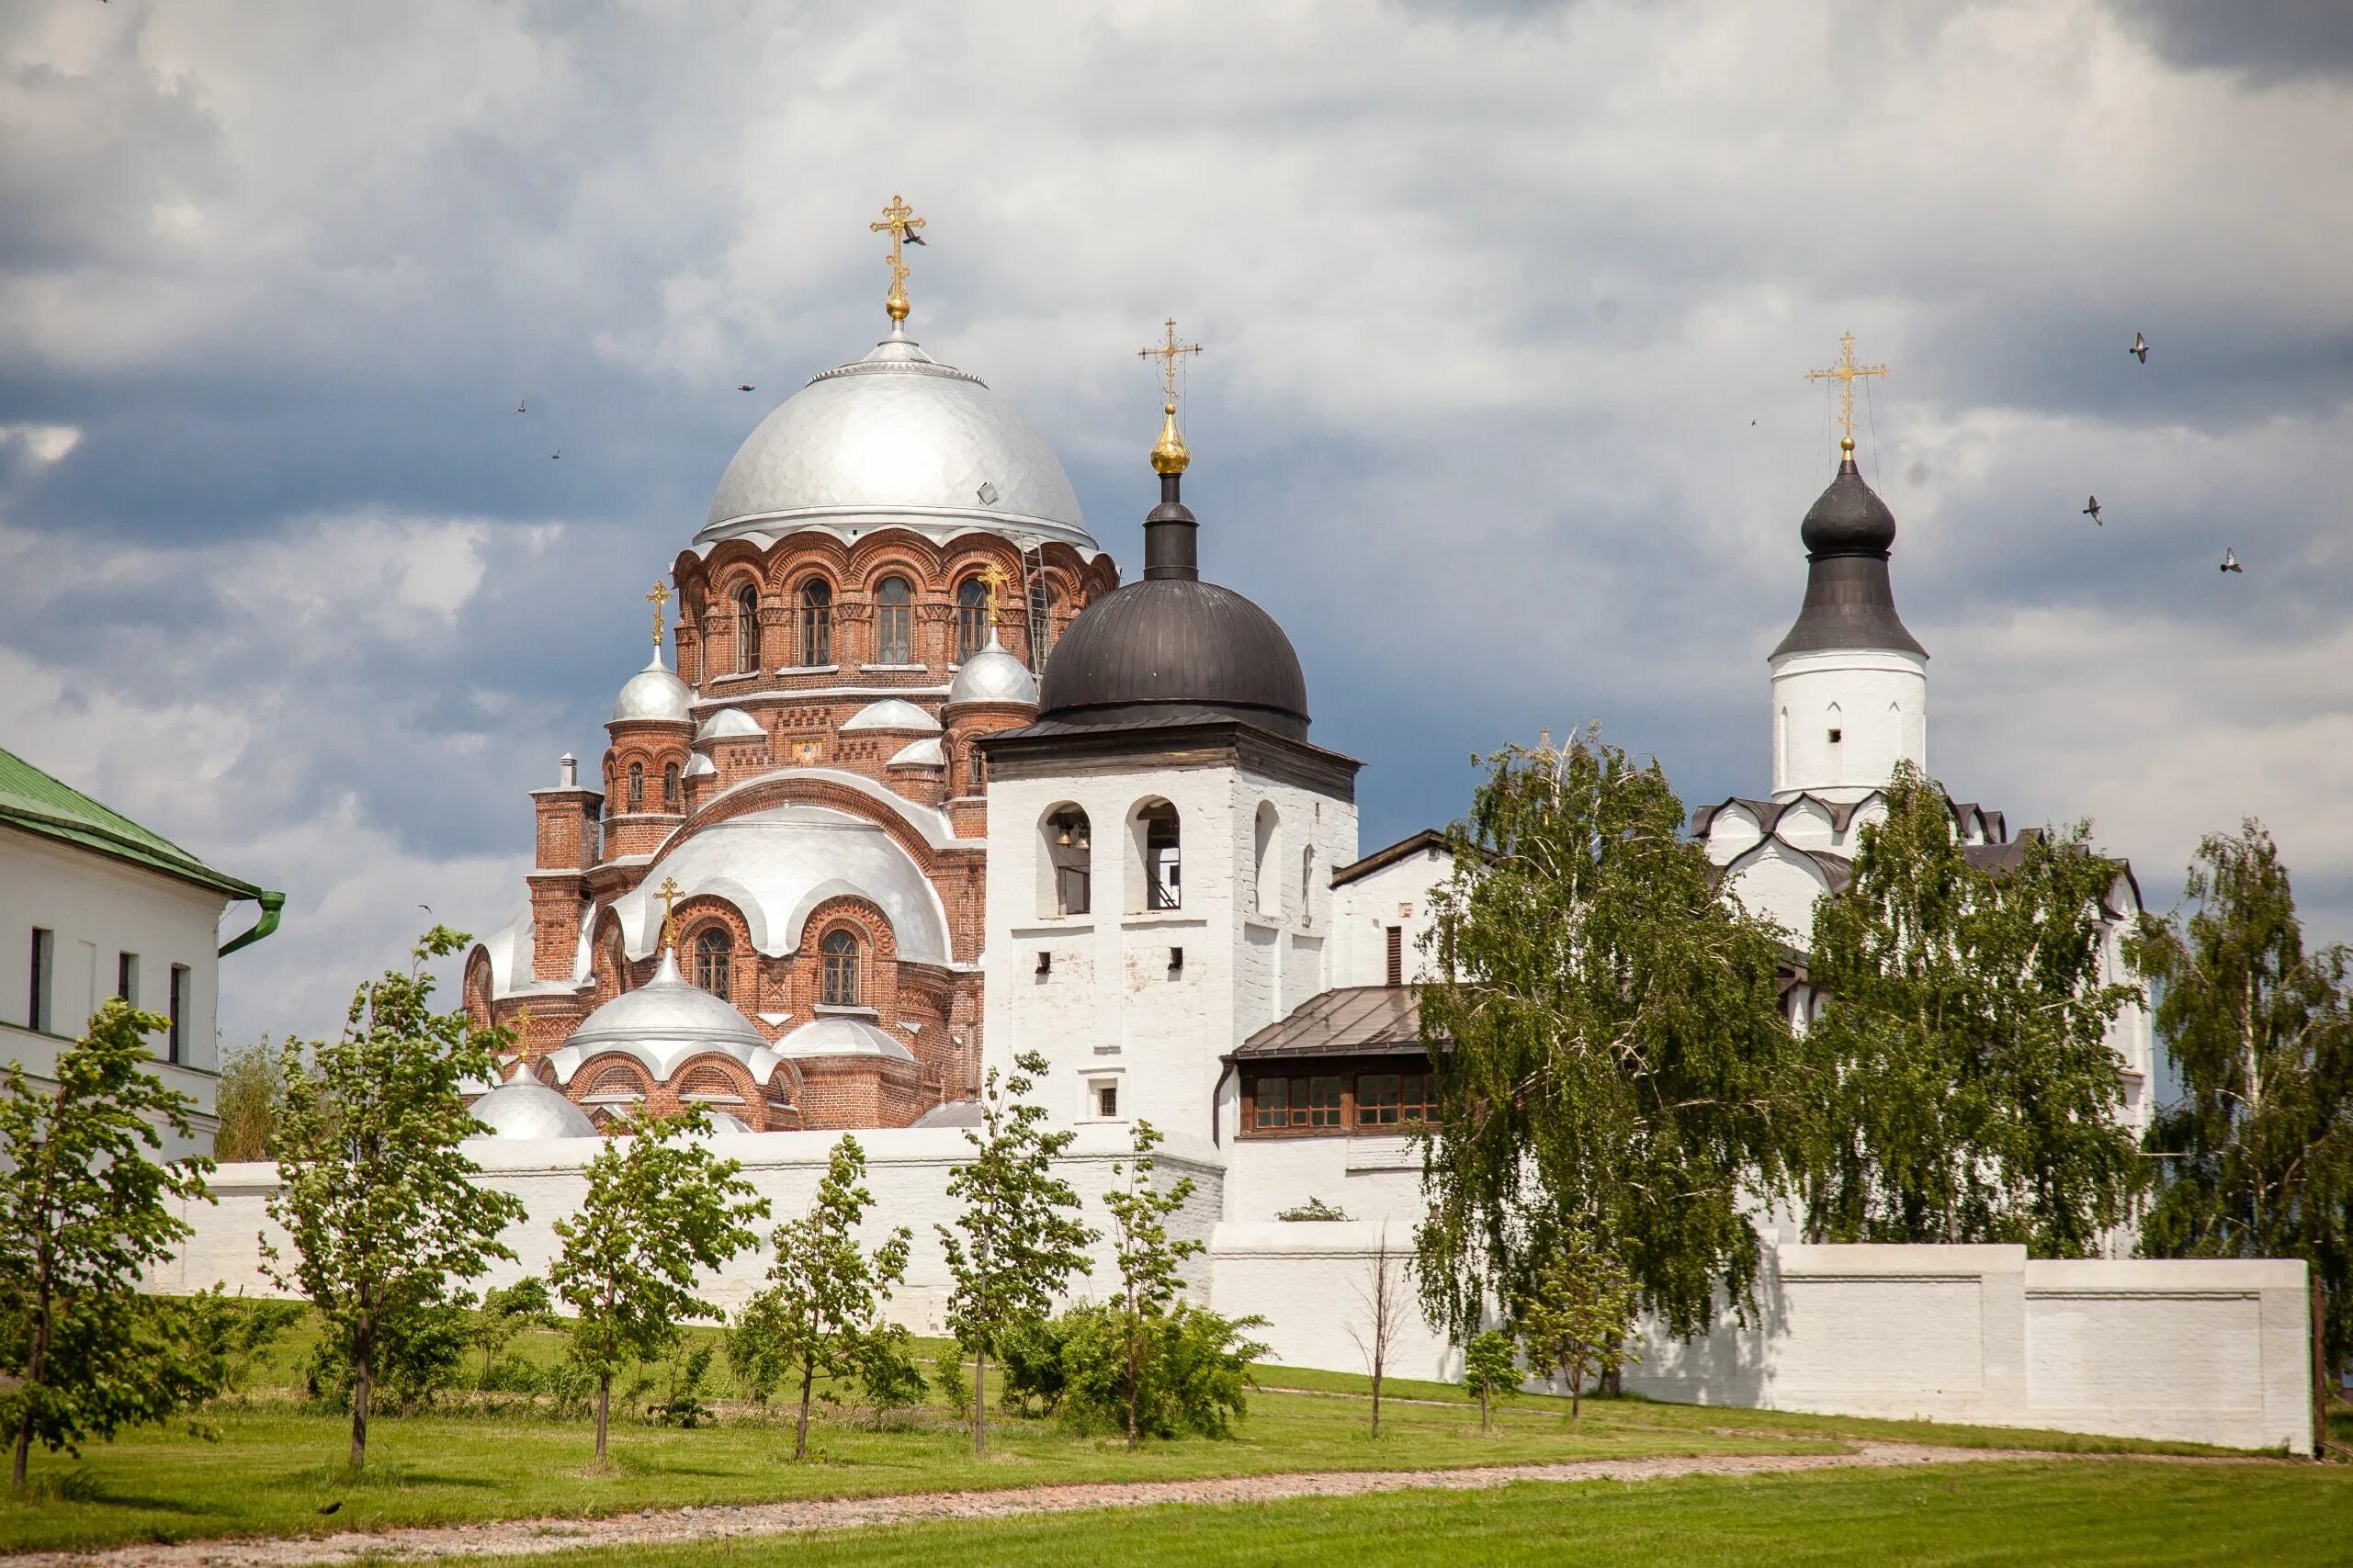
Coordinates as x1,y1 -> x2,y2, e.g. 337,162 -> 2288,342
2121,0 -> 2353,82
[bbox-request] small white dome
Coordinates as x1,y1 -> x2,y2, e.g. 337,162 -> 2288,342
776,1015 -> 919,1063
911,1099 -> 985,1128
469,1066 -> 598,1140
888,737 -> 945,768
841,698 -> 941,735
613,653 -> 693,724
565,949 -> 773,1059
696,707 -> 764,742
683,753 -> 718,777
947,630 -> 1038,707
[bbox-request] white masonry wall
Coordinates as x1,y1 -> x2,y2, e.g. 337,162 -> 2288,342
1626,1244 -> 2313,1455
1330,841 -> 1450,987
1770,648 -> 1928,803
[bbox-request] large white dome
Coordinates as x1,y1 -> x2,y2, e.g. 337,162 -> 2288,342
697,327 -> 1093,553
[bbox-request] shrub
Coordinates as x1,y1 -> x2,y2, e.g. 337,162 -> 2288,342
995,1314 -> 1069,1417
302,1297 -> 473,1414
1054,1303 -> 1264,1440
931,1348 -> 970,1414
853,1324 -> 927,1427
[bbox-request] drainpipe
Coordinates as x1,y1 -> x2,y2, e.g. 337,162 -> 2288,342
1210,1057 -> 1235,1147
220,890 -> 287,957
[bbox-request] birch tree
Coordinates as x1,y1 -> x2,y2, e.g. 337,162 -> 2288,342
937,1050 -> 1094,1455
264,928 -> 523,1471
2127,821 -> 2353,1368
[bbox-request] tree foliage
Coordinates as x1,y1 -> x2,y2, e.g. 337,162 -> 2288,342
1804,761 -> 2144,1255
0,999 -> 221,1489
1052,1301 -> 1264,1440
549,1103 -> 767,1461
730,1134 -> 911,1460
1513,1226 -> 1640,1423
211,1040 -> 292,1164
1099,1119 -> 1205,1448
263,928 -> 525,1470
2126,820 -> 2353,1367
1416,731 -> 1810,1345
1461,1328 -> 1520,1434
936,1050 -> 1095,1455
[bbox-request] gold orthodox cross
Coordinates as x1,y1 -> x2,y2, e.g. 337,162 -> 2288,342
646,580 -> 673,649
1138,317 -> 1203,403
655,875 -> 684,949
1805,332 -> 1887,452
870,195 -> 926,322
980,561 -> 1010,622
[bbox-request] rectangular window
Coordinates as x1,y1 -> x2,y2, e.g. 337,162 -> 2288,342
1250,1074 -> 1342,1130
167,964 -> 188,1065
1057,864 -> 1091,918
1095,1081 -> 1119,1119
1386,925 -> 1403,986
117,952 -> 139,1005
28,928 -> 52,1033
1356,1071 -> 1435,1128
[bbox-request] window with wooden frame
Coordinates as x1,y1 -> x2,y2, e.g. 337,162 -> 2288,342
819,928 -> 862,1007
798,578 -> 833,666
662,762 -> 680,810
1243,1064 -> 1438,1135
734,583 -> 761,672
954,576 -> 989,661
694,927 -> 731,998
1250,1074 -> 1342,1131
1354,1070 -> 1435,1127
628,761 -> 644,812
874,576 -> 913,664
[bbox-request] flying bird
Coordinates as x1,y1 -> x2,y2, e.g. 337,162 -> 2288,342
2220,548 -> 2242,573
549,449 -> 560,460
2131,332 -> 2149,364
515,399 -> 526,413
737,384 -> 755,391
904,229 -> 926,246
2082,495 -> 2102,525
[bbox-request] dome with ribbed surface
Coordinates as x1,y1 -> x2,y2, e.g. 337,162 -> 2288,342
612,653 -> 693,724
1801,460 -> 1899,558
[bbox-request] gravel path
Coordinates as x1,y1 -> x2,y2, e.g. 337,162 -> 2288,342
1,1441 -> 2275,1568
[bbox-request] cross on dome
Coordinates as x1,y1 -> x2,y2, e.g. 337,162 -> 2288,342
870,194 -> 926,323
1138,317 -> 1204,476
1806,332 -> 1888,458
654,874 -> 684,950
646,580 -> 672,650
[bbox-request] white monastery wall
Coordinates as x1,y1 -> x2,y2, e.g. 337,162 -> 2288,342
1330,844 -> 1449,986
1217,1132 -> 1427,1227
1770,649 -> 1927,803
1209,1221 -> 1456,1382
1,829 -> 235,1159
1625,1244 -> 2313,1455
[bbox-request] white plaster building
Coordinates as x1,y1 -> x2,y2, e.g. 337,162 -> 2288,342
0,745 -> 281,1159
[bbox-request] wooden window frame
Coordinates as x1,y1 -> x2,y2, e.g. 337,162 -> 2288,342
1240,1059 -> 1439,1138
694,928 -> 732,998
798,579 -> 833,667
874,576 -> 914,665
819,928 -> 862,1008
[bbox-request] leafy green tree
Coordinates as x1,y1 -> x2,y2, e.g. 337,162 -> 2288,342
550,1104 -> 766,1461
473,1277 -> 559,1390
0,999 -> 221,1490
1805,761 -> 2144,1254
1514,1229 -> 1639,1424
1416,731 -> 1812,1348
1099,1119 -> 1205,1449
937,1050 -> 1096,1455
2126,821 -> 2353,1369
263,928 -> 525,1471
211,1039 -> 291,1163
185,1292 -> 305,1396
848,1323 -> 927,1427
732,1134 -> 911,1460
1461,1327 -> 1520,1435
1054,1301 -> 1264,1439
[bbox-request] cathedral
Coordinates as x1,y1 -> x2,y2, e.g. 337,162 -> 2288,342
458,204 -> 2149,1152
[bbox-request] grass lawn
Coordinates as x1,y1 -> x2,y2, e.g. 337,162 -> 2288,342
458,1461 -> 2353,1568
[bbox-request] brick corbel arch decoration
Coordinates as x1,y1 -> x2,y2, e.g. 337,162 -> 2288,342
675,899 -> 754,1002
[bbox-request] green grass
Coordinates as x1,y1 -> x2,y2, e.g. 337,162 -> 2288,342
443,1461 -> 2353,1568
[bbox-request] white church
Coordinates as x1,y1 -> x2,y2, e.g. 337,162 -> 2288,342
162,218 -> 2310,1453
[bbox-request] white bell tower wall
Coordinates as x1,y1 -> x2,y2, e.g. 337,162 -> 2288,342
1770,647 -> 1927,803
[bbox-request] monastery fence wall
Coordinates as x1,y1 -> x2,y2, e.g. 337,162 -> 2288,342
157,1137 -> 2313,1456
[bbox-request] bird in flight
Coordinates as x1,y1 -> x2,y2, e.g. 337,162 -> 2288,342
2083,495 -> 2103,525
549,449 -> 560,460
737,384 -> 755,391
2220,548 -> 2242,573
2131,332 -> 2149,364
515,399 -> 526,414
904,229 -> 927,246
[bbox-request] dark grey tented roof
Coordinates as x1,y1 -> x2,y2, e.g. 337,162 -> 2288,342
1036,575 -> 1310,739
1230,986 -> 1434,1061
1770,457 -> 1927,660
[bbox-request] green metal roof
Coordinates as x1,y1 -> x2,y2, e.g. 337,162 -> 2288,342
0,745 -> 266,901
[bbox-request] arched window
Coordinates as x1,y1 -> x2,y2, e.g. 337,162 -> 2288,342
955,577 -> 990,661
1134,800 -> 1181,911
820,929 -> 861,1007
628,761 -> 644,812
875,576 -> 913,664
694,927 -> 731,998
798,579 -> 833,667
1042,807 -> 1092,917
967,742 -> 988,795
662,762 -> 680,811
735,583 -> 761,673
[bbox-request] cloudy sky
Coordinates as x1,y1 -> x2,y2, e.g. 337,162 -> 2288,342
5,0 -> 2349,1048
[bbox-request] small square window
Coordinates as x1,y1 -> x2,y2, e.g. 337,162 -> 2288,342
1827,728 -> 1843,744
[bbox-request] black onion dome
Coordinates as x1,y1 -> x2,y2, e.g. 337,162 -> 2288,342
1770,455 -> 1926,660
1035,482 -> 1310,740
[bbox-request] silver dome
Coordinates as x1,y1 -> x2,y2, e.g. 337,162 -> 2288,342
887,737 -> 945,768
604,804 -> 952,964
469,1066 -> 598,1141
696,706 -> 764,741
683,752 -> 718,777
612,653 -> 693,724
776,1015 -> 919,1064
548,946 -> 789,1089
841,698 -> 940,734
946,630 -> 1038,706
911,1098 -> 985,1128
698,328 -> 1093,553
